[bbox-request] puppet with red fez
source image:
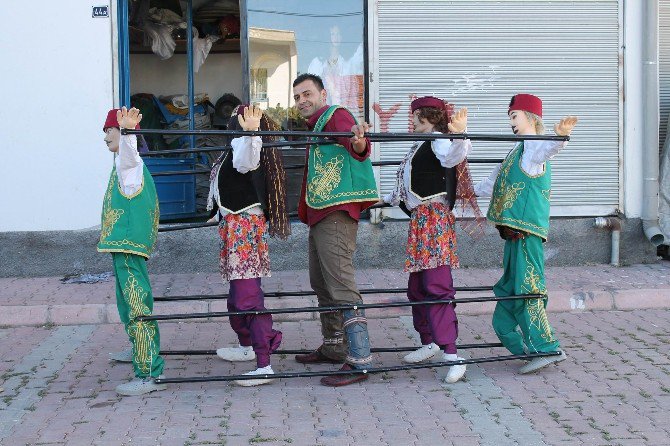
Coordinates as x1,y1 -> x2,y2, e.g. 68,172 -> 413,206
383,96 -> 482,384
206,104 -> 290,387
474,94 -> 578,374
98,107 -> 166,396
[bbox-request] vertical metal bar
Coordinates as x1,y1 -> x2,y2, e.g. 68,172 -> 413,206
240,0 -> 251,104
363,0 -> 370,123
118,0 -> 130,106
186,0 -> 195,149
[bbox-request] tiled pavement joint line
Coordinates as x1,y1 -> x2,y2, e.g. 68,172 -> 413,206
399,316 -> 547,446
0,325 -> 96,441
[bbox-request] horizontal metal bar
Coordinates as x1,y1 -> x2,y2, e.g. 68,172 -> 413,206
123,128 -> 569,142
156,203 -> 392,233
140,140 -> 320,157
138,294 -> 544,322
154,286 -> 493,302
159,221 -> 217,232
160,342 -> 504,356
283,158 -> 504,170
154,351 -> 561,383
148,158 -> 504,177
150,168 -> 211,177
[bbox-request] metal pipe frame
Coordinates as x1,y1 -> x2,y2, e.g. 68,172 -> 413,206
186,0 -> 195,150
140,140 -> 327,157
122,128 -> 569,142
149,158 -> 504,178
161,342 -> 503,356
138,294 -> 544,322
154,286 -> 493,302
154,351 -> 562,384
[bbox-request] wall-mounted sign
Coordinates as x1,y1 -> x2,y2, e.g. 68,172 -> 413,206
92,6 -> 109,18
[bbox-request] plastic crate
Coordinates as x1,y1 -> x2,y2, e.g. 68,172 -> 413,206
144,157 -> 197,220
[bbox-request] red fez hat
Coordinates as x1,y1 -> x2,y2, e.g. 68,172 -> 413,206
103,109 -> 140,131
411,96 -> 446,113
410,96 -> 455,123
233,104 -> 249,116
508,94 -> 542,118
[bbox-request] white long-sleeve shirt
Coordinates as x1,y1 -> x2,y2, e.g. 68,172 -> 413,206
384,134 -> 472,211
474,139 -> 567,198
215,136 -> 264,218
115,134 -> 144,197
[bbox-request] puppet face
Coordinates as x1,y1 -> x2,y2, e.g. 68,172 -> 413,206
104,127 -> 121,153
412,109 -> 436,134
293,79 -> 327,119
508,110 -> 536,135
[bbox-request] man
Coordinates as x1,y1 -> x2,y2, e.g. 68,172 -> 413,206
292,73 -> 378,386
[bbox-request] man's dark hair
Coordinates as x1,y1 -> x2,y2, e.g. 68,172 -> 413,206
292,73 -> 325,90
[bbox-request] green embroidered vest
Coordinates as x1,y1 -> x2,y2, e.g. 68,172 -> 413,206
487,142 -> 551,240
97,163 -> 159,259
305,105 -> 378,209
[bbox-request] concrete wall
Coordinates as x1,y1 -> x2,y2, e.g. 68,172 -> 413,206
0,2 -> 115,231
0,218 -> 656,278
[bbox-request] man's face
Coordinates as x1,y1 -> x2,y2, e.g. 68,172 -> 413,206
104,127 -> 121,153
293,80 -> 327,119
508,110 -> 536,135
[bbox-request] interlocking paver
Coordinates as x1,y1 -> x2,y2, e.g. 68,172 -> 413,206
1,262 -> 669,326
1,262 -> 670,445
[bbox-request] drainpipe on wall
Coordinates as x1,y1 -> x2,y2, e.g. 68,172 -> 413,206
642,0 -> 667,246
594,217 -> 622,266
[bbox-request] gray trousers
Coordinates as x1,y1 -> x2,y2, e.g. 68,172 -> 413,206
308,211 -> 372,366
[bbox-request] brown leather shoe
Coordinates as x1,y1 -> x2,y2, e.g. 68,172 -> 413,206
320,364 -> 369,387
295,347 -> 342,364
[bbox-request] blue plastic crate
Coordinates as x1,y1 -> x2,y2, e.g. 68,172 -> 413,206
144,157 -> 197,220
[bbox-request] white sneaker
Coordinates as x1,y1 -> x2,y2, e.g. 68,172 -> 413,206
519,350 -> 567,374
443,355 -> 467,384
216,345 -> 256,362
403,343 -> 440,363
109,348 -> 133,363
234,366 -> 275,387
115,375 -> 167,396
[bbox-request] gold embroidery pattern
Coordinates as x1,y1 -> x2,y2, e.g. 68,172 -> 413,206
99,169 -> 154,254
490,182 -> 525,218
487,144 -> 548,239
489,145 -> 524,219
123,255 -> 155,374
521,240 -> 555,342
100,175 -> 124,242
127,321 -> 157,374
308,147 -> 344,202
148,196 -> 160,249
541,189 -> 551,201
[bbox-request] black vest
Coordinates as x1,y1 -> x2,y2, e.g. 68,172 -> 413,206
217,149 -> 267,215
399,140 -> 457,216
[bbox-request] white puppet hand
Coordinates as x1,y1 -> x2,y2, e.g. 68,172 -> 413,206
447,108 -> 468,134
554,116 -> 579,136
238,104 -> 262,131
116,106 -> 142,129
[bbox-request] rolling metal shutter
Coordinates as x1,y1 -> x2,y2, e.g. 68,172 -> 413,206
375,0 -> 620,216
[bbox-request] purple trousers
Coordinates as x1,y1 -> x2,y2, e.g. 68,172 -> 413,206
407,265 -> 458,354
228,278 -> 282,368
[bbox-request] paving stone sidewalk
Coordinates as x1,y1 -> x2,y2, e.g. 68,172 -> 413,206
0,309 -> 669,445
0,262 -> 668,327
